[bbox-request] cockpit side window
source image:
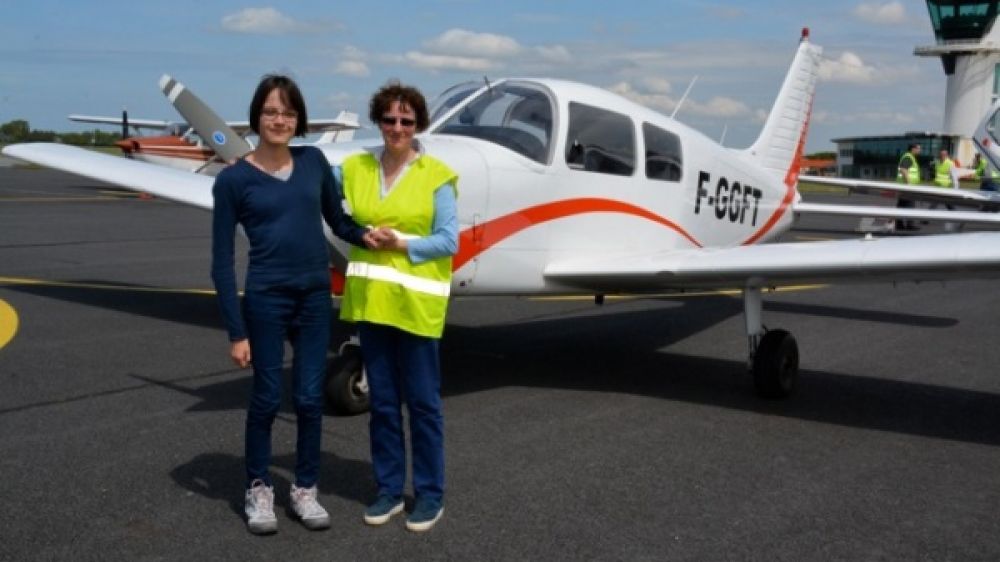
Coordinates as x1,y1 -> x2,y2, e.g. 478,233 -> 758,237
565,102 -> 635,176
643,122 -> 683,182
433,82 -> 554,164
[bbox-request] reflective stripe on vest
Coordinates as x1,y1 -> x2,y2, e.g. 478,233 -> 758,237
338,152 -> 458,338
345,261 -> 451,297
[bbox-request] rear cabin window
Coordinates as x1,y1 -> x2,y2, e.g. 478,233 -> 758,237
643,123 -> 683,182
565,102 -> 635,176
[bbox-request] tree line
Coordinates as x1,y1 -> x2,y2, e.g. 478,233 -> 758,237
1,119 -> 121,146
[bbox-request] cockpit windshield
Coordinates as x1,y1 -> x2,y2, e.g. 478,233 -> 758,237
432,81 -> 554,164
428,81 -> 482,125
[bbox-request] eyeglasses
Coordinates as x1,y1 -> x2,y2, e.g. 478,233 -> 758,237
261,108 -> 298,121
380,116 -> 416,127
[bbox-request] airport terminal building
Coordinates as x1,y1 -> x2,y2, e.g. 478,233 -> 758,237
834,1 -> 1000,179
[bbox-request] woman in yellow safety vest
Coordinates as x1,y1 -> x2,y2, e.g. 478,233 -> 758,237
338,81 -> 458,533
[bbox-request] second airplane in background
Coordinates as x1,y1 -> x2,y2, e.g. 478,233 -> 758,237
69,79 -> 361,175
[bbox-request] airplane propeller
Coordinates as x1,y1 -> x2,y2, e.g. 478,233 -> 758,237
158,75 -> 252,162
121,108 -> 129,140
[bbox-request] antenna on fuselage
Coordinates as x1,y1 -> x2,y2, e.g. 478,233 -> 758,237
719,124 -> 728,146
483,75 -> 492,94
670,75 -> 698,119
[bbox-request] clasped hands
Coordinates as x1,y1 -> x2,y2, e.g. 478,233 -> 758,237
362,226 -> 407,251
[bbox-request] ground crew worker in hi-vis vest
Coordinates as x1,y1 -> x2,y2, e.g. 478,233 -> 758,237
934,149 -> 955,188
974,153 -> 1000,191
338,81 -> 458,533
895,143 -> 921,231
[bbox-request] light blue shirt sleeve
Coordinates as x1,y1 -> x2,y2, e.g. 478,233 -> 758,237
408,183 -> 459,264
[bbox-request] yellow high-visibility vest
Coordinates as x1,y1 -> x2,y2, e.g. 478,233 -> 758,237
897,152 -> 920,184
339,152 -> 458,338
934,158 -> 954,187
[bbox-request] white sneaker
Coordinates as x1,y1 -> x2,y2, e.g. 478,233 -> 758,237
290,484 -> 330,530
245,479 -> 278,535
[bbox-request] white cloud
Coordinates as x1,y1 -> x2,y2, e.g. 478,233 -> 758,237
334,60 -> 370,77
853,2 -> 906,24
609,81 -> 676,113
641,77 -> 672,95
535,45 -> 572,64
818,51 -> 878,83
423,29 -> 522,57
221,7 -> 304,34
609,80 -> 751,118
404,51 -> 498,72
696,96 -> 751,118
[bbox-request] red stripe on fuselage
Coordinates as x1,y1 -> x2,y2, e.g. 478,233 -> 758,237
453,197 -> 702,271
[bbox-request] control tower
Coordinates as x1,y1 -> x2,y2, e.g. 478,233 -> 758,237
915,1 -> 1000,148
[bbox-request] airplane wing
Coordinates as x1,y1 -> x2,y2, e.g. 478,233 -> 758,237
2,143 -> 213,210
68,114 -> 176,130
800,174 -> 1000,210
544,232 -> 1000,292
225,114 -> 361,135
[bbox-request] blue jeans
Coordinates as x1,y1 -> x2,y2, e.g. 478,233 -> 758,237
358,322 -> 444,501
243,282 -> 330,488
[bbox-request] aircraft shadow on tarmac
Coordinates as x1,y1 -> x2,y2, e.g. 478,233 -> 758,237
8,281 -> 997,447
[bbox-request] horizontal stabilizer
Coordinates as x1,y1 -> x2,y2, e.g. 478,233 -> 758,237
793,201 -> 1000,225
800,175 -> 1000,210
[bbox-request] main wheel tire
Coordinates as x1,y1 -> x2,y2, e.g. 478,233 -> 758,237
325,347 -> 370,416
752,329 -> 799,399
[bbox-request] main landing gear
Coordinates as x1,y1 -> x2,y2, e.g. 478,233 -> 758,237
325,336 -> 370,415
744,287 -> 799,398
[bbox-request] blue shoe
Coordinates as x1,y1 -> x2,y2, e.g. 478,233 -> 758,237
363,494 -> 404,526
405,497 -> 444,532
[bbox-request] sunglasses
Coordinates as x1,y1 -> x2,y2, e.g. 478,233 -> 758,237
380,116 -> 416,127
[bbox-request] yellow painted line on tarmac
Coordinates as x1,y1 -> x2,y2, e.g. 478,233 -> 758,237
794,235 -> 837,241
529,284 -> 828,302
0,190 -> 141,203
0,298 -> 18,350
0,195 -> 123,203
0,276 -> 216,296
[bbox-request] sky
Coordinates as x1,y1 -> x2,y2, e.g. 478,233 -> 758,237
0,0 -> 947,152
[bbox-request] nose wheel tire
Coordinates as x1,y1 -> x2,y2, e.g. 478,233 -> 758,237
325,347 -> 370,416
752,329 -> 798,399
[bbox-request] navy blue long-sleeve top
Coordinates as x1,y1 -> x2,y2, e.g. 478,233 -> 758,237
211,146 -> 366,341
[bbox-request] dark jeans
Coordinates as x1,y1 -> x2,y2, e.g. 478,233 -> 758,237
895,197 -> 915,229
243,283 -> 331,488
358,321 -> 444,502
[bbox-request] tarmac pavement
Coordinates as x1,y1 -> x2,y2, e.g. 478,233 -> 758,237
2,167 -> 1000,561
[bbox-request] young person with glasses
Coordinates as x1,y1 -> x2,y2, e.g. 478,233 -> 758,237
336,80 -> 459,532
210,74 -> 378,535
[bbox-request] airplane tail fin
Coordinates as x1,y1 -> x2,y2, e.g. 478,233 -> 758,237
316,111 -> 360,144
744,29 -> 822,185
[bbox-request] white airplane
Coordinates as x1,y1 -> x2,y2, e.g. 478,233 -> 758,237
69,81 -> 361,175
8,29 -> 1000,415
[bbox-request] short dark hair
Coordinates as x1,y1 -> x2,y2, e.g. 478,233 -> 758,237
369,80 -> 430,132
248,74 -> 308,137
908,143 -> 921,151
